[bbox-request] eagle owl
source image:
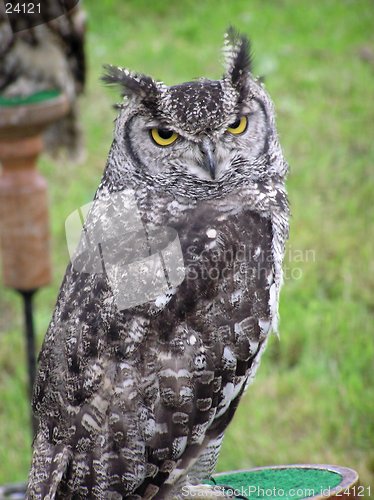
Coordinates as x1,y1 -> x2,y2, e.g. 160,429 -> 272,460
27,29 -> 289,499
0,0 -> 85,157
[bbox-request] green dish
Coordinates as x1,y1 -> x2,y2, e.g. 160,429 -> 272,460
209,467 -> 342,499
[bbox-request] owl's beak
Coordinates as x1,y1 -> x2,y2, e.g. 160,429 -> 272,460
200,138 -> 217,180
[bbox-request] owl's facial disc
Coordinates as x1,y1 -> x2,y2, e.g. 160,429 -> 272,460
124,102 -> 268,186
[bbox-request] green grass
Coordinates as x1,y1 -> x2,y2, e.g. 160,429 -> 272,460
1,0 -> 374,491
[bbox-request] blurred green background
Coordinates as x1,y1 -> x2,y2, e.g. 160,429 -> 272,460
0,0 -> 373,491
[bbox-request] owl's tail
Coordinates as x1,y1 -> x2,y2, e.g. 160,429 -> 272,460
26,431 -> 71,500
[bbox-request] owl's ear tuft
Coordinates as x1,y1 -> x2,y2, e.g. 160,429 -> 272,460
102,65 -> 164,106
223,27 -> 252,92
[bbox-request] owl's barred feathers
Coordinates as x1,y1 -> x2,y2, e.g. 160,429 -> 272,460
102,65 -> 166,107
27,29 -> 289,499
223,27 -> 252,94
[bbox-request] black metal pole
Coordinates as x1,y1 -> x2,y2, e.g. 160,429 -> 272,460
18,289 -> 38,437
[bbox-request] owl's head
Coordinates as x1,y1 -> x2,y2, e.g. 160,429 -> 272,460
103,28 -> 286,197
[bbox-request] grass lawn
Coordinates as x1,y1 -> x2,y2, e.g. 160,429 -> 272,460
1,0 -> 373,492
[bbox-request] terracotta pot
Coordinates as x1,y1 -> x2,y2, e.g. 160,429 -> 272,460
0,93 -> 69,291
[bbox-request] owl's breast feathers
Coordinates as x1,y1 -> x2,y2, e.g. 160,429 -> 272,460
28,190 -> 282,499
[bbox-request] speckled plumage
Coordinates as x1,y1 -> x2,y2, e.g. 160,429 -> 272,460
0,0 -> 86,158
27,29 -> 289,499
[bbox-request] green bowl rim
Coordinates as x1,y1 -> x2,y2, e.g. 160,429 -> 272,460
0,89 -> 61,108
213,464 -> 359,500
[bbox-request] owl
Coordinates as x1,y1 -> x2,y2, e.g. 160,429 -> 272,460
27,29 -> 289,499
0,0 -> 86,158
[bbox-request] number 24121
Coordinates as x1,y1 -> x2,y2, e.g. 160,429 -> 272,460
5,3 -> 41,14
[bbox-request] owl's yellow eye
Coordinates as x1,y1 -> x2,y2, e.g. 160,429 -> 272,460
150,128 -> 179,146
227,116 -> 248,135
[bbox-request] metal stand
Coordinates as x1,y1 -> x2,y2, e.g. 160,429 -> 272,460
19,289 -> 38,436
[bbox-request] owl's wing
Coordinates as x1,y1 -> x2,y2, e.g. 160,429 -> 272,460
26,265 -> 111,498
128,206 -> 275,498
